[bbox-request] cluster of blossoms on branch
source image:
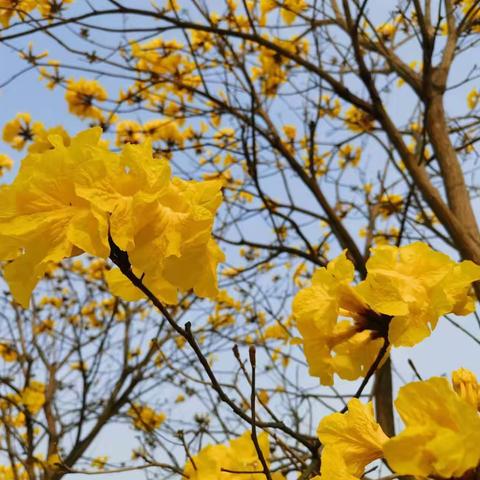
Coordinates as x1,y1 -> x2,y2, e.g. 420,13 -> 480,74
317,368 -> 480,480
179,368 -> 480,480
293,243 -> 480,385
184,430 -> 284,480
0,128 -> 224,307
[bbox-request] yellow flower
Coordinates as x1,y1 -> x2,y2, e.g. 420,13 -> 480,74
467,88 -> 479,110
65,78 -> 107,120
39,60 -> 63,89
0,154 -> 13,177
383,377 -> 480,478
0,343 -> 17,362
0,0 -> 36,27
460,0 -> 480,32
338,144 -> 361,169
258,390 -> 270,404
317,399 -> 388,477
91,154 -> 225,303
3,113 -> 44,150
36,0 -> 74,18
127,404 -> 166,432
116,120 -> 143,146
292,251 -> 387,385
356,243 -> 480,346
376,22 -> 395,40
264,322 -> 289,341
315,449 -> 357,480
33,318 -> 55,335
377,193 -> 403,218
280,0 -> 308,24
0,127 -> 224,306
21,381 -> 46,415
184,444 -> 230,480
451,367 -> 480,411
293,243 -> 480,384
319,95 -> 341,118
91,456 -> 108,470
143,118 -> 185,147
184,430 -> 278,480
344,106 -> 375,133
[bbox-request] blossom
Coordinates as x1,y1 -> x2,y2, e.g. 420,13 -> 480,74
292,251 -> 388,385
280,0 -> 308,25
78,142 -> 225,303
0,343 -> 17,362
0,127 -> 224,307
315,448 -> 357,480
115,120 -> 143,146
3,113 -> 44,150
144,118 -> 185,147
467,88 -> 479,110
292,243 -> 480,384
338,144 -> 361,169
184,430 -> 281,480
356,243 -> 480,346
318,373 -> 480,479
344,106 -> 375,133
0,0 -> 36,27
376,23 -> 395,40
127,404 -> 166,432
383,377 -> 480,478
317,399 -> 388,478
39,60 -> 63,89
319,95 -> 341,118
65,78 -> 107,120
377,193 -> 403,218
21,381 -> 46,415
36,0 -> 73,18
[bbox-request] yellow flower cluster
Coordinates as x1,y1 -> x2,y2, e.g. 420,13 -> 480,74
2,113 -> 44,151
0,127 -> 224,307
317,369 -> 480,480
65,78 -> 108,121
0,342 -> 17,362
2,113 -> 70,152
260,0 -> 309,25
0,0 -> 73,27
0,464 -> 29,480
20,381 -> 46,415
292,242 -> 480,385
467,88 -> 479,110
131,38 -> 201,102
252,37 -> 309,97
338,144 -> 362,169
184,430 -> 283,480
377,193 -> 403,218
116,118 -> 185,148
344,106 -> 375,133
127,404 -> 166,432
